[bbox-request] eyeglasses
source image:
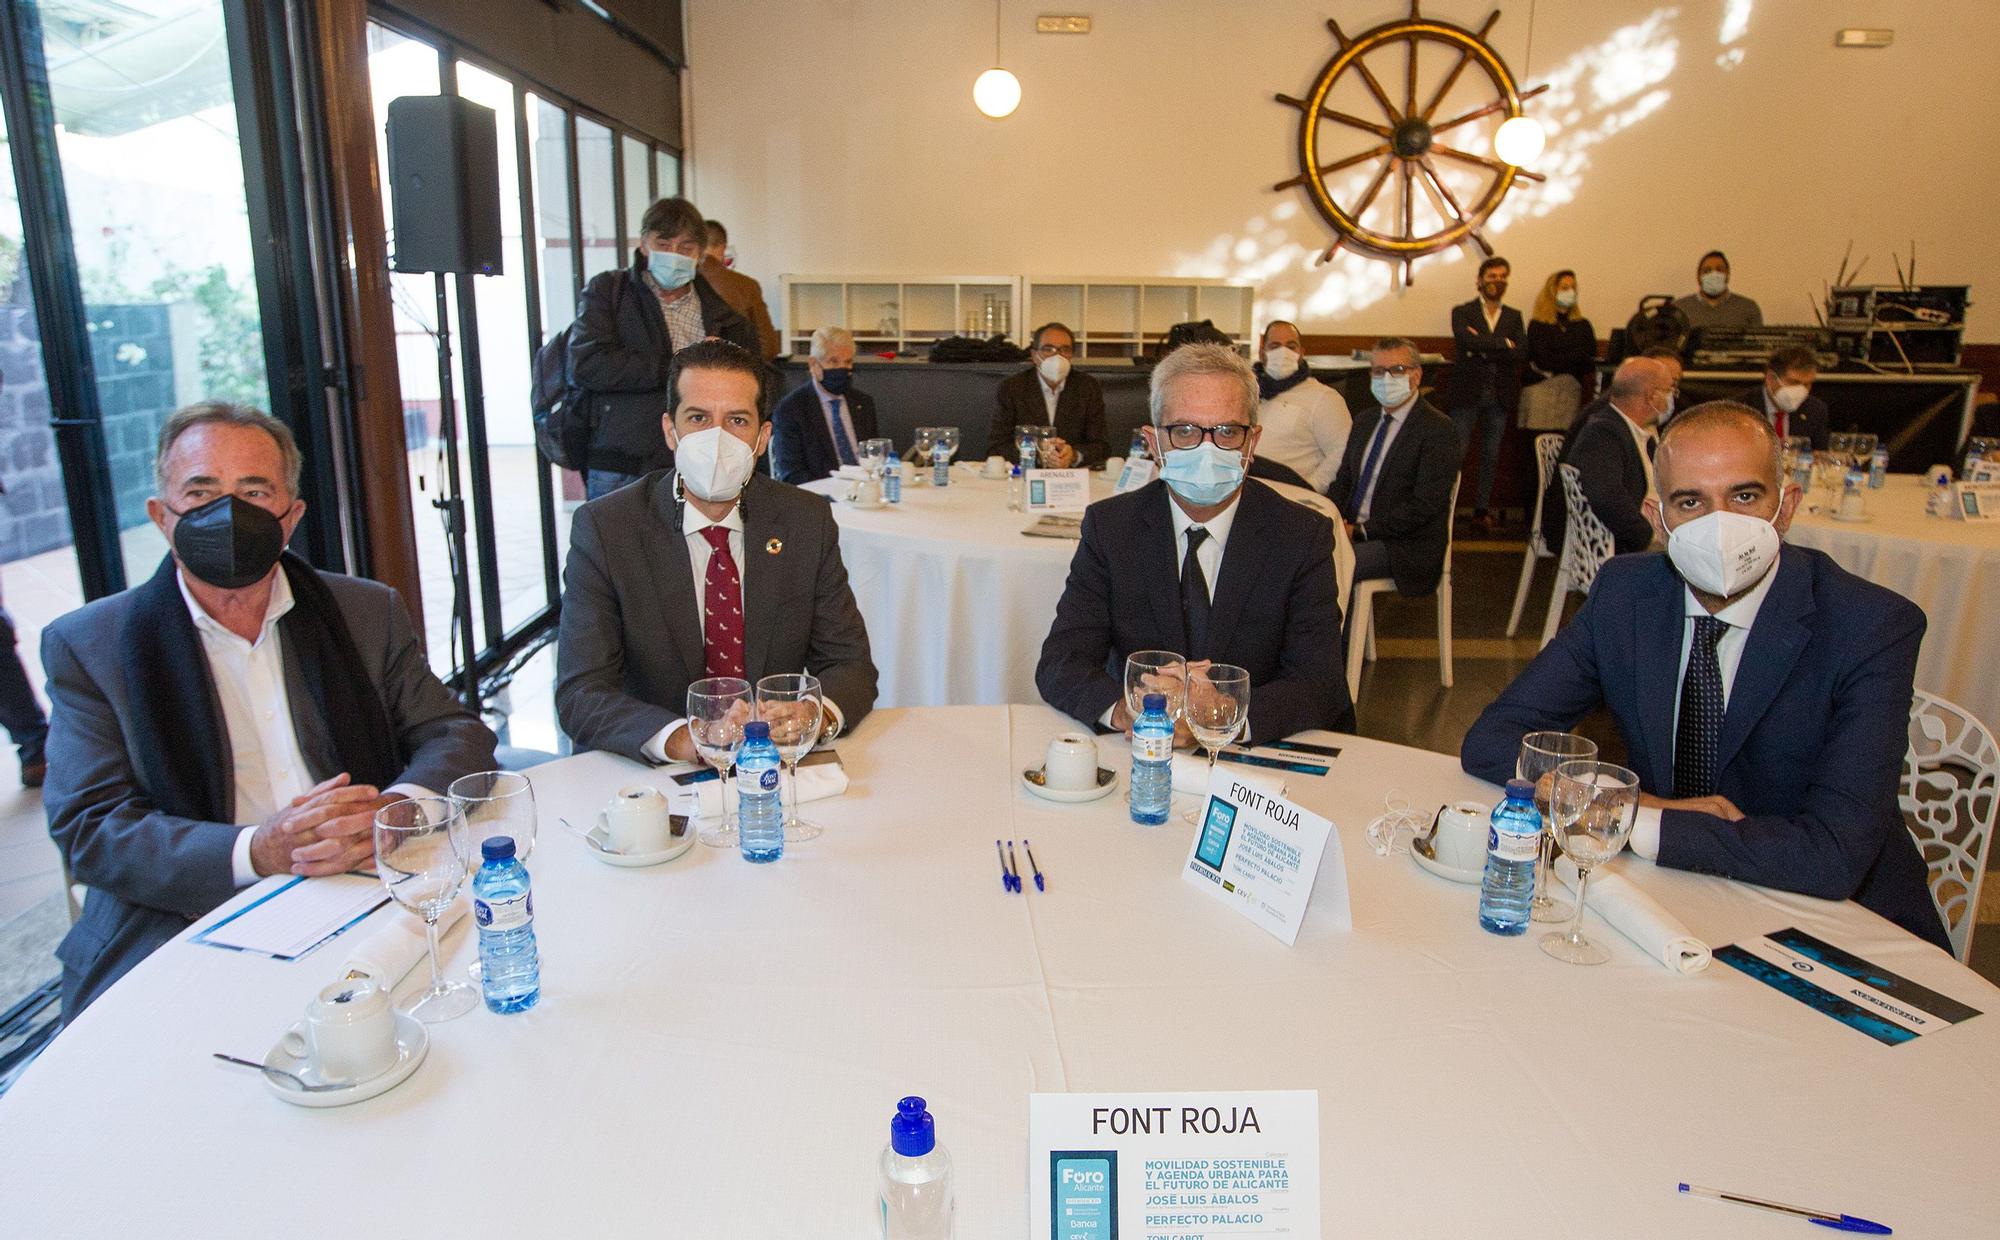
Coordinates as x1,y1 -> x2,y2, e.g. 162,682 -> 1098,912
1032,342 -> 1075,358
1368,364 -> 1418,378
1159,422 -> 1251,450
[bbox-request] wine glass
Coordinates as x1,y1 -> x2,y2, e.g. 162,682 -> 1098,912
1848,432 -> 1878,477
373,796 -> 476,1022
1516,731 -> 1598,923
1822,434 -> 1856,509
1124,651 -> 1187,726
1541,760 -> 1640,965
451,771 -> 536,862
1179,664 -> 1250,824
1016,426 -> 1043,467
1782,436 -> 1812,489
861,437 -> 893,479
756,672 -> 824,843
911,428 -> 940,484
689,677 -> 753,848
937,426 -> 962,468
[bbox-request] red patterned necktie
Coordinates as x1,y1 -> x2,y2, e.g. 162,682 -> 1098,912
700,525 -> 744,678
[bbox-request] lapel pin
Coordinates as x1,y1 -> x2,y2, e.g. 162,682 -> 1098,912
765,537 -> 783,555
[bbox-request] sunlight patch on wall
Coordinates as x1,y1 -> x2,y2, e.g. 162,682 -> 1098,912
1717,0 -> 1754,69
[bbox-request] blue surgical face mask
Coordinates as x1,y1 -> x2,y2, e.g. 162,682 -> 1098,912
647,249 -> 698,290
818,367 -> 853,395
1159,441 -> 1246,507
1371,374 -> 1412,409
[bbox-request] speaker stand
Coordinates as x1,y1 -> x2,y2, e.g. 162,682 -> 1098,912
430,272 -> 480,709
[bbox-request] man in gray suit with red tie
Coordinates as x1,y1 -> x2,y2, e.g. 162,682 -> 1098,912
557,339 -> 877,763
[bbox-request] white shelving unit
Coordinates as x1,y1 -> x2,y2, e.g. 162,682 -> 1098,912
1027,277 -> 1257,359
778,275 -> 1022,356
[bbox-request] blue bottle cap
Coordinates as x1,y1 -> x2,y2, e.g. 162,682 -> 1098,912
1503,778 -> 1536,801
1143,693 -> 1167,712
481,836 -> 516,861
890,1096 -> 936,1157
744,721 -> 771,741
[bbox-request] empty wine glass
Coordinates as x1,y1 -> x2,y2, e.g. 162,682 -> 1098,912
937,426 -> 961,467
1541,760 -> 1640,965
451,771 -> 536,862
1782,436 -> 1812,488
1124,650 -> 1187,726
1180,664 -> 1250,824
911,428 -> 941,484
1822,434 -> 1856,508
373,796 -> 475,1022
1016,426 -> 1045,467
861,437 -> 893,478
689,676 -> 753,848
1848,432 -> 1878,475
1516,732 -> 1597,923
756,672 -> 824,843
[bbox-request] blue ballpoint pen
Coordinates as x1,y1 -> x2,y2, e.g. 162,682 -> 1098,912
1006,841 -> 1024,893
1022,839 -> 1045,891
1679,1183 -> 1891,1234
995,840 -> 1014,892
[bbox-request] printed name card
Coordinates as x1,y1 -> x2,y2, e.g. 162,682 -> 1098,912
1181,766 -> 1348,945
1716,927 -> 1982,1045
1030,1090 -> 1320,1239
1027,468 -> 1093,512
1114,456 -> 1159,493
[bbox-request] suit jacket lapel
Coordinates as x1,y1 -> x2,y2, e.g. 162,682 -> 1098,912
1715,551 -> 1812,776
1137,484 -> 1186,651
805,386 -> 839,473
1206,485 -> 1270,658
645,477 -> 706,681
281,645 -> 339,781
741,477 -> 783,678
1632,566 -> 1686,792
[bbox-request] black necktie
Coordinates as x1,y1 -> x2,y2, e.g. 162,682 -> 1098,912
1181,526 -> 1211,660
1674,615 -> 1728,798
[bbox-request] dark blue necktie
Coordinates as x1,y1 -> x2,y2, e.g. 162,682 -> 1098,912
828,396 -> 859,466
1353,413 -> 1393,515
1674,615 -> 1728,798
1181,527 -> 1212,660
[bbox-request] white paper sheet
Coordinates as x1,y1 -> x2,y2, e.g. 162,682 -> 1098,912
194,874 -> 389,960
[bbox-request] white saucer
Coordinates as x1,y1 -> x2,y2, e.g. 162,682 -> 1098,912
571,811 -> 696,867
1831,511 -> 1872,523
843,498 -> 888,510
1408,833 -> 1484,884
1021,766 -> 1119,804
263,1011 -> 428,1108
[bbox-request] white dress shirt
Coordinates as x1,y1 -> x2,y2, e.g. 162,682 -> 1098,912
179,570 -> 424,887
1616,407 -> 1659,500
641,500 -> 843,762
1257,377 -> 1352,493
1629,563 -> 1781,859
1039,376 -> 1065,424
1099,489 -> 1244,728
1355,398 -> 1415,523
812,378 -> 862,460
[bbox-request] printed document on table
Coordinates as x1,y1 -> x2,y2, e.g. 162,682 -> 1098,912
194,873 -> 388,960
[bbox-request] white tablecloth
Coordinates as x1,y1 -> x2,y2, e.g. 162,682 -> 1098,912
3,706 -> 1994,1237
803,470 -> 1352,708
1788,473 -> 2000,732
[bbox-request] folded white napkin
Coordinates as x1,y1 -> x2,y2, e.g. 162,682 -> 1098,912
833,464 -> 870,481
339,897 -> 469,987
1553,857 -> 1711,974
1170,752 -> 1286,799
676,760 -> 850,818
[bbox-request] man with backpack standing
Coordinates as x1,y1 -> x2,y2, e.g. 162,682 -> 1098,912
561,197 -> 762,499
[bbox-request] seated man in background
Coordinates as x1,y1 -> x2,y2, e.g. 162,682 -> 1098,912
1673,250 -> 1763,332
1739,344 -> 1829,451
1326,338 -> 1460,599
43,403 -> 497,1016
985,321 -> 1108,468
1545,356 -> 1669,557
700,218 -> 782,361
770,326 -> 878,485
1036,343 -> 1354,742
1253,319 -> 1350,492
558,339 -> 877,765
1461,402 -> 1947,951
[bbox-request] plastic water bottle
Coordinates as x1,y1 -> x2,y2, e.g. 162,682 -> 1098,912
878,1096 -> 954,1240
1477,778 -> 1542,936
1127,428 -> 1149,461
883,451 -> 902,504
931,440 -> 950,488
1869,446 -> 1888,488
1007,463 -> 1024,511
472,836 -> 540,1013
1128,692 -> 1174,826
1790,450 -> 1813,492
737,721 -> 785,863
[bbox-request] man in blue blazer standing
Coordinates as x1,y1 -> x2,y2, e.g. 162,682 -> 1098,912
1462,401 -> 1947,951
1037,343 -> 1354,743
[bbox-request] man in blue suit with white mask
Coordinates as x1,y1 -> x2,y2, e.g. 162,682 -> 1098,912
1461,401 -> 1947,951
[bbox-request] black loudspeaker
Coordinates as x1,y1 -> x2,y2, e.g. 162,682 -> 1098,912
385,95 -> 503,276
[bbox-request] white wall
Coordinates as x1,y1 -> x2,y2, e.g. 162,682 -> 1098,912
686,0 -> 2000,342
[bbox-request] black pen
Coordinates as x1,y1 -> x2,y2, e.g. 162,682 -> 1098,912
1022,839 -> 1045,891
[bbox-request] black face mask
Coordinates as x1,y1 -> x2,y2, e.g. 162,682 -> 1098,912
169,495 -> 288,589
818,367 -> 853,395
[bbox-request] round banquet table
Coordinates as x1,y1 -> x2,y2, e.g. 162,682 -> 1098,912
1,706 -> 1993,1238
1786,473 -> 2000,732
800,469 -> 1350,708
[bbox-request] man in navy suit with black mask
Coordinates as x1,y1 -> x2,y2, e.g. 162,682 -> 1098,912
1461,401 -> 1947,951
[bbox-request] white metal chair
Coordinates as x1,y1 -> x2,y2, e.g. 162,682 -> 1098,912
1346,477 -> 1459,700
1506,433 -> 1566,636
1900,690 -> 1999,961
1539,464 -> 1617,648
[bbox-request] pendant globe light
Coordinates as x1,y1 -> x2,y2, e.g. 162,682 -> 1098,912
1493,0 -> 1546,165
973,0 -> 1020,118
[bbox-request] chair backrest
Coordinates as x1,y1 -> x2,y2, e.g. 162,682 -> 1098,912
1556,463 -> 1616,593
1442,474 -> 1463,557
1528,433 -> 1564,556
1900,690 -> 1999,960
1266,479 -> 1354,606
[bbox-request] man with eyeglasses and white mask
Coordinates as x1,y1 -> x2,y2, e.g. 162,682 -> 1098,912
1737,343 -> 1829,451
985,322 -> 1108,468
1036,343 -> 1353,745
557,339 -> 877,765
1252,319 -> 1350,492
1325,338 -> 1461,603
1461,402 -> 1948,952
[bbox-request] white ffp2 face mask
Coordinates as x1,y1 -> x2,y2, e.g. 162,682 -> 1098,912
1038,354 -> 1071,385
674,425 -> 758,502
1665,509 -> 1780,597
1771,383 -> 1809,414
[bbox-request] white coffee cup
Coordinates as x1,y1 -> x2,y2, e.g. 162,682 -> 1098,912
283,978 -> 396,1084
605,784 -> 674,854
1433,801 -> 1492,873
847,475 -> 883,506
1102,455 -> 1124,477
981,454 -> 1008,479
1044,733 -> 1100,791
